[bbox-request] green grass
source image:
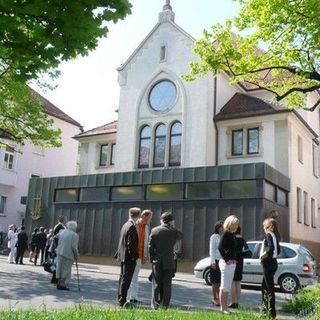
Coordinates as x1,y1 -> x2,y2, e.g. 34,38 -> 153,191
0,305 -> 274,320
282,284 -> 320,319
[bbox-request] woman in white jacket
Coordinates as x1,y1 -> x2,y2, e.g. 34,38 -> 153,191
7,224 -> 17,264
55,221 -> 79,290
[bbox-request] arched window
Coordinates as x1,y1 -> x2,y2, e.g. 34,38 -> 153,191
138,125 -> 151,168
169,121 -> 182,166
153,124 -> 166,167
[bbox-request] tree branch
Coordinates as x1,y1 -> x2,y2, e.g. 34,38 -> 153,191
302,98 -> 320,112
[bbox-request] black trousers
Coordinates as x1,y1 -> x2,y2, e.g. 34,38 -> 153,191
261,258 -> 278,319
34,246 -> 45,265
152,262 -> 175,308
15,246 -> 26,264
118,260 -> 136,306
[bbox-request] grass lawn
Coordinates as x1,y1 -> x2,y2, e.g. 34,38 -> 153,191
0,305 -> 274,320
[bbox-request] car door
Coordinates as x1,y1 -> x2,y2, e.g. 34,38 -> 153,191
243,242 -> 263,284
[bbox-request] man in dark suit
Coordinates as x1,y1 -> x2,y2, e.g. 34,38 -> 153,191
149,212 -> 183,309
34,227 -> 47,265
116,207 -> 141,307
15,226 -> 28,265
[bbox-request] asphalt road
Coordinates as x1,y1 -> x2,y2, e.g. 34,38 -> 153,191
0,255 -> 296,319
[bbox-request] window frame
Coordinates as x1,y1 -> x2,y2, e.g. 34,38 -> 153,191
169,121 -> 182,167
153,123 -> 167,168
303,191 -> 309,226
0,195 -> 7,214
99,144 -> 109,167
247,127 -> 259,154
231,129 -> 243,156
3,150 -> 14,170
297,187 -> 302,223
311,198 -> 316,228
110,143 -> 116,166
138,125 -> 151,168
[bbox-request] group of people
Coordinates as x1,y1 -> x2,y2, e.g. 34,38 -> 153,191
6,216 -> 79,291
209,214 -> 280,318
115,207 -> 183,309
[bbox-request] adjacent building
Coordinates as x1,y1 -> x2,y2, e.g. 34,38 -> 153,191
0,90 -> 82,230
25,2 -> 320,261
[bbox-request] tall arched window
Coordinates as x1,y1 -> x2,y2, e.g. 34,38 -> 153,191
169,121 -> 182,166
153,124 -> 166,167
138,125 -> 151,168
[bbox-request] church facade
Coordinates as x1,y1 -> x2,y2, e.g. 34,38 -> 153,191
25,2 -> 320,261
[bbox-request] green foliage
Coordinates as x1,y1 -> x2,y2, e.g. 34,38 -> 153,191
184,0 -> 320,111
0,0 -> 132,147
282,285 -> 320,318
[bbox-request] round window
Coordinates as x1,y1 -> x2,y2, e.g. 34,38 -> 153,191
148,80 -> 177,112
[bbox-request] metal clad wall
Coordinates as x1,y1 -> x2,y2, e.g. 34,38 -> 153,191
25,163 -> 290,261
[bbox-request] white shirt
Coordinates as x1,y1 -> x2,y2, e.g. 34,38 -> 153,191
209,233 -> 221,263
7,229 -> 17,249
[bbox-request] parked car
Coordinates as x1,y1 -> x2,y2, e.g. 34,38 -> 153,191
194,241 -> 317,293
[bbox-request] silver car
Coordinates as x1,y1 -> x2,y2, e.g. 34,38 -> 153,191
194,241 -> 317,293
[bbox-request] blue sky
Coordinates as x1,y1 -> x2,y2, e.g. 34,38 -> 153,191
33,0 -> 239,130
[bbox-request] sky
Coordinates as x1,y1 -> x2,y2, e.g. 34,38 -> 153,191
32,0 -> 239,131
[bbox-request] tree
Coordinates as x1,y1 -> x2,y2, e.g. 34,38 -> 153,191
0,0 -> 132,147
184,0 -> 320,111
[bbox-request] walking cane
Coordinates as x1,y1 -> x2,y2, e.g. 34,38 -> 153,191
75,259 -> 81,291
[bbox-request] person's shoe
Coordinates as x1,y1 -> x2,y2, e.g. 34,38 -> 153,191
19,262 -> 25,265
212,299 -> 220,306
130,299 -> 141,304
123,301 -> 134,309
56,285 -> 69,291
228,303 -> 239,309
221,310 -> 230,315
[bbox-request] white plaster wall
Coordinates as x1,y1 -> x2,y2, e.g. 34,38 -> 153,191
77,133 -> 117,174
217,114 -> 288,169
116,21 -> 212,171
0,116 -> 81,230
287,114 -> 320,243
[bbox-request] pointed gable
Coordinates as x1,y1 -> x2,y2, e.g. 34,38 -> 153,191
215,93 -> 287,121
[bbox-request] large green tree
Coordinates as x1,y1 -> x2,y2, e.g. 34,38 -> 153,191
185,0 -> 320,111
0,0 -> 131,147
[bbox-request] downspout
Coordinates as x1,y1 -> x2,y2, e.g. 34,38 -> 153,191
213,71 -> 219,166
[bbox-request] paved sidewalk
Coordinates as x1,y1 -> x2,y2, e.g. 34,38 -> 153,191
0,255 -> 297,319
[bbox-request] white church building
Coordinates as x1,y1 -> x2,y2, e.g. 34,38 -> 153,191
26,2 -> 320,261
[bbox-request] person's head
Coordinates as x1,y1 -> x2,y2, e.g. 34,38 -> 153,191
39,227 -> 45,232
33,227 -> 39,233
160,212 -> 174,225
20,226 -> 25,231
129,207 -> 141,221
48,228 -> 53,235
141,209 -> 153,225
66,221 -> 77,232
8,224 -> 14,231
58,215 -> 67,225
223,215 -> 239,233
263,218 -> 281,239
213,220 -> 224,234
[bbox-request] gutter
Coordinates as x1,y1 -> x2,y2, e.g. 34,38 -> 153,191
213,72 -> 219,166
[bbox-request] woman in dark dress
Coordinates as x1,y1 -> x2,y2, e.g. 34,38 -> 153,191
229,226 -> 248,308
260,218 -> 280,319
218,215 -> 239,314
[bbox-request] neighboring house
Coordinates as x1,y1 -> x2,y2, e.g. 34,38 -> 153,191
0,89 -> 82,230
25,2 -> 320,261
74,121 -> 117,175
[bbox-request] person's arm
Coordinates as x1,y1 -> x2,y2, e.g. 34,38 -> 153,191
127,224 -> 138,260
209,235 -> 215,265
149,231 -> 155,263
71,233 -> 79,260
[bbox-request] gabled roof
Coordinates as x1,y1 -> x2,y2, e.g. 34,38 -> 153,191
215,93 -> 288,121
29,88 -> 82,128
117,15 -> 194,72
73,120 -> 118,139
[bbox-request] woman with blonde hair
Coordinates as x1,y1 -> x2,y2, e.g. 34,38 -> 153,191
218,215 -> 239,314
260,217 -> 280,319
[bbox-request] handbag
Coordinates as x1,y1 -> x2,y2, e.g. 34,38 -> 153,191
43,259 -> 56,273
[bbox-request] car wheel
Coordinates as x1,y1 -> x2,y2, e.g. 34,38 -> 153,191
278,274 -> 300,293
204,268 -> 212,285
